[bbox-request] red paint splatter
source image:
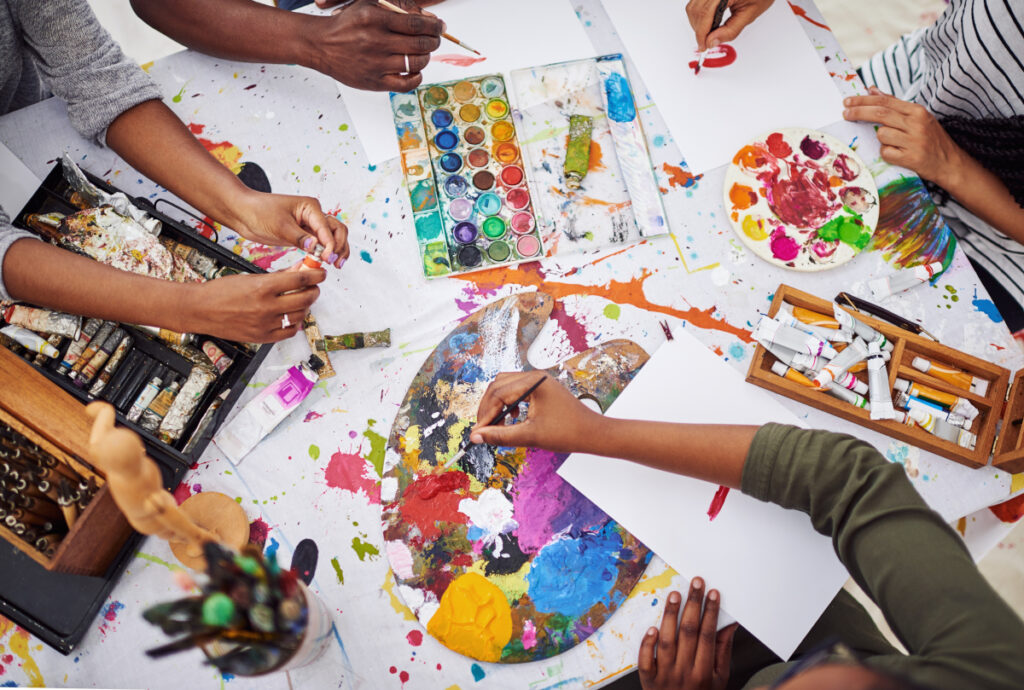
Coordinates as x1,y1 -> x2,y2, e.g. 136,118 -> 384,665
394,472 -> 470,541
788,2 -> 831,30
98,600 -> 125,636
304,410 -> 325,423
433,54 -> 488,67
407,629 -> 423,646
688,44 -> 737,73
389,666 -> 397,674
707,486 -> 730,520
325,450 -> 381,504
766,132 -> 792,159
662,163 -> 701,189
550,301 -> 590,352
173,482 -> 192,505
989,493 -> 1024,523
400,670 -> 410,685
249,517 -> 270,548
1,655 -> 11,664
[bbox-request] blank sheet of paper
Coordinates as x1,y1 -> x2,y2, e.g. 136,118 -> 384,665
337,0 -> 596,164
0,141 -> 40,217
559,327 -> 848,660
600,0 -> 844,174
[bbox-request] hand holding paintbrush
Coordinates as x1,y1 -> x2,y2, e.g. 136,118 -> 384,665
686,0 -> 775,70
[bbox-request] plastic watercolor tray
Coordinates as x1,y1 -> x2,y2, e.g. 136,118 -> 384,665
391,75 -> 544,278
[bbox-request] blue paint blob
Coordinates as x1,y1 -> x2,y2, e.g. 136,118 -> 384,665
432,109 -> 454,128
435,130 -> 459,151
471,663 -> 486,681
360,250 -> 373,263
222,672 -> 236,682
604,73 -> 636,122
265,537 -> 280,559
525,523 -> 623,617
728,342 -> 746,360
972,297 -> 1004,323
652,134 -> 666,148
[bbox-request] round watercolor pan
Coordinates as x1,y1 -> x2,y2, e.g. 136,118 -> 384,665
472,171 -> 495,191
723,127 -> 879,272
464,126 -> 486,146
467,148 -> 490,168
443,175 -> 468,198
448,197 -> 474,221
486,239 -> 511,262
475,193 -> 502,216
482,216 -> 506,239
491,121 -> 514,142
434,130 -> 458,151
423,86 -> 448,108
457,244 -> 483,267
510,212 -> 535,235
515,234 -> 541,258
453,221 -> 479,244
432,109 -> 454,128
439,153 -> 462,173
506,188 -> 530,211
500,165 -> 524,187
480,76 -> 504,98
459,104 -> 481,122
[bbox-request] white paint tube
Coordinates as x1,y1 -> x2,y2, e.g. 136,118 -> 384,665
753,317 -> 838,360
896,392 -> 971,430
892,379 -> 980,421
813,338 -> 869,388
869,261 -> 945,300
907,407 -> 977,450
832,370 -> 869,396
866,341 -> 896,420
764,343 -> 829,374
777,304 -> 850,343
0,325 -> 59,358
832,305 -> 894,352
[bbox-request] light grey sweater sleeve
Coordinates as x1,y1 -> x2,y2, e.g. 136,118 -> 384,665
0,205 -> 40,301
11,0 -> 163,144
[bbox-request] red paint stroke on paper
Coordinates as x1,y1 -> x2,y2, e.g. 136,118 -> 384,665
549,301 -> 590,353
688,44 -> 737,74
433,54 -> 488,67
304,410 -> 325,423
325,450 -> 381,504
788,2 -> 831,30
707,485 -> 730,521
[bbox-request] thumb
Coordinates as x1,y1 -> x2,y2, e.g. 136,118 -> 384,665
471,423 -> 530,448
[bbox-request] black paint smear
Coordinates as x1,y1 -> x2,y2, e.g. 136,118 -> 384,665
237,162 -> 272,193
290,538 -> 318,585
483,533 -> 529,577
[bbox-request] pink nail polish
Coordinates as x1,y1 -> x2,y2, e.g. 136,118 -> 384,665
337,258 -> 347,269
327,253 -> 339,264
302,237 -> 315,251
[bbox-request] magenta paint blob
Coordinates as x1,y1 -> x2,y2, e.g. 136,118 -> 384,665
769,228 -> 800,261
799,135 -> 829,160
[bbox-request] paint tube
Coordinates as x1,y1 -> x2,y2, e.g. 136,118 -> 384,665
866,341 -> 896,420
824,381 -> 869,409
911,356 -> 989,396
183,389 -> 230,454
906,408 -> 977,450
73,327 -> 126,386
832,305 -> 894,352
33,335 -> 63,366
158,237 -> 219,280
128,377 -> 164,423
3,305 -> 81,340
892,379 -> 979,421
869,261 -> 944,300
896,393 -> 971,430
135,324 -> 195,347
89,334 -> 133,398
214,356 -> 324,463
158,366 -> 217,444
830,369 -> 868,396
60,154 -> 162,235
59,318 -> 103,374
70,322 -> 115,379
140,381 -> 182,433
318,329 -> 392,352
24,212 -> 65,240
791,306 -> 841,330
201,341 -> 233,375
813,338 -> 868,388
564,114 -> 594,190
770,360 -> 815,387
764,343 -> 829,374
776,305 -> 849,343
753,317 -> 837,360
0,325 -> 60,358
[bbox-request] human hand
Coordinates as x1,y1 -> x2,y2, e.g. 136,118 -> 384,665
183,269 -> 325,343
308,0 -> 444,91
316,0 -> 444,6
686,0 -> 775,51
232,192 -> 349,268
639,579 -> 736,690
469,372 -> 601,453
843,86 -> 966,189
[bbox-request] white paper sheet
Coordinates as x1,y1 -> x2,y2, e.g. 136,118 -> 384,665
0,141 -> 40,217
558,327 -> 848,660
600,0 -> 845,174
337,0 -> 597,164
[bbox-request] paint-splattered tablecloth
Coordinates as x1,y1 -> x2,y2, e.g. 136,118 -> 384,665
0,1 -> 1021,687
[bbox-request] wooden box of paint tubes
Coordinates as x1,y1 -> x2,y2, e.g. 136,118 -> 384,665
746,284 -> 1024,472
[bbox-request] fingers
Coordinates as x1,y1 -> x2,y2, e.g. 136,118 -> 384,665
657,590 -> 682,671
325,216 -> 350,267
691,587 -> 721,679
263,266 -> 327,296
386,52 -> 432,74
842,103 -> 907,128
715,623 -> 738,678
674,579 -> 704,674
382,7 -> 444,39
378,72 -> 426,92
686,0 -> 722,51
637,627 -> 659,686
276,283 -> 322,314
708,2 -> 773,48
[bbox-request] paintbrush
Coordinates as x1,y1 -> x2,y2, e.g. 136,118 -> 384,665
376,0 -> 481,56
836,292 -> 938,341
443,375 -> 547,470
695,0 -> 729,75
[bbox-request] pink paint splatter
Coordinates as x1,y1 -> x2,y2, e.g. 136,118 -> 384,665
172,482 -> 192,505
406,630 -> 423,646
303,410 -> 325,423
707,486 -> 730,521
325,450 -> 381,504
769,229 -> 800,261
249,517 -> 270,548
98,600 -> 125,636
433,54 -> 488,67
348,430 -> 358,438
522,620 -> 537,650
549,301 -> 590,353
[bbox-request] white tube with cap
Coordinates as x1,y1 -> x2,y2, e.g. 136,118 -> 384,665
1,325 -> 60,358
814,338 -> 869,388
832,305 -> 894,353
907,408 -> 977,450
867,341 -> 896,420
869,261 -> 945,300
777,304 -> 851,343
753,317 -> 838,360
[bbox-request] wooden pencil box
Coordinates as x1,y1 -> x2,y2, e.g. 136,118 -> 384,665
746,284 -> 1024,472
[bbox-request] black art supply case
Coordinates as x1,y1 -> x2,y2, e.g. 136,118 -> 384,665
1,163 -> 272,653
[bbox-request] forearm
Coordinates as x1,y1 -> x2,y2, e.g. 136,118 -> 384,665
105,100 -> 255,232
130,0 -> 315,68
3,239 -> 193,332
581,418 -> 755,488
938,150 -> 1024,241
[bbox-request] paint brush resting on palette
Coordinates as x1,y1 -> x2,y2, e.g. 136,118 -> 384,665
376,0 -> 480,55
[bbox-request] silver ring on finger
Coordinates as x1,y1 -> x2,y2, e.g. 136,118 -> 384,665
281,314 -> 291,329
404,54 -> 411,75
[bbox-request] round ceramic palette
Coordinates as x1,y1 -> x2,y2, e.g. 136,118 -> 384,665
724,127 -> 879,271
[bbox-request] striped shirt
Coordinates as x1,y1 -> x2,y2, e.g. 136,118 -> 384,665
859,0 -> 1024,305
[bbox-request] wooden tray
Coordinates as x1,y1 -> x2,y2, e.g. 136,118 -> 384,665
746,284 -> 1024,472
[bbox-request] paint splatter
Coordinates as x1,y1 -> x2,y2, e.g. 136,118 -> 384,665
330,556 -> 345,584
360,250 -> 373,263
603,303 -> 621,320
662,163 -> 701,189
98,601 -> 125,636
787,1 -> 831,30
308,444 -> 320,460
989,493 -> 1024,523
972,293 -> 1004,323
433,54 -> 488,67
706,486 -> 730,521
471,663 -> 486,681
304,410 -> 324,423
8,629 -> 42,686
870,177 -> 956,269
549,301 -> 590,352
351,536 -> 380,561
249,517 -> 270,548
324,450 -> 380,504
186,123 -> 243,173
406,630 -> 423,646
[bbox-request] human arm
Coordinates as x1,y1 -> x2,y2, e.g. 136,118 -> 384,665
130,0 -> 444,91
844,88 -> 1024,242
685,0 -> 775,51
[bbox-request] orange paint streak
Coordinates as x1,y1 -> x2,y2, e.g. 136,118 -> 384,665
585,666 -> 635,687
454,263 -> 754,343
547,186 -> 632,213
662,163 -> 701,189
187,122 -> 243,173
788,2 -> 831,30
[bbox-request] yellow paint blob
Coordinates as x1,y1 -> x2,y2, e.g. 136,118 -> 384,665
402,425 -> 423,471
491,121 -> 514,142
1012,473 -> 1024,493
207,142 -> 244,174
468,559 -> 531,603
11,629 -> 44,687
628,565 -> 679,599
741,215 -> 768,241
427,572 -> 512,662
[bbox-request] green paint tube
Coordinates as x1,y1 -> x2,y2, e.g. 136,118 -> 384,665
564,114 -> 594,190
317,329 -> 391,352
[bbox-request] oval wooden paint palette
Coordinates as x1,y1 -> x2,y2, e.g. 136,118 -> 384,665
724,127 -> 879,271
381,292 -> 651,663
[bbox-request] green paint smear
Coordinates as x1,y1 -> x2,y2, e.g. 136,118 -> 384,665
363,420 -> 386,477
816,212 -> 871,249
309,444 -> 320,460
351,537 -> 380,561
136,551 -> 184,572
172,85 -> 186,103
330,556 -> 344,584
339,123 -> 349,132
603,303 -> 621,320
313,165 -> 321,173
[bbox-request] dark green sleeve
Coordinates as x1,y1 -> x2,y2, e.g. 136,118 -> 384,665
742,423 -> 1024,690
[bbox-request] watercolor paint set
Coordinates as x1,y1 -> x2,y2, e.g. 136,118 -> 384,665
747,284 -> 1024,472
0,163 -> 274,654
391,55 -> 666,278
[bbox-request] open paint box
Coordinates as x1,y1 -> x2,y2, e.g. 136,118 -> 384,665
392,54 -> 669,278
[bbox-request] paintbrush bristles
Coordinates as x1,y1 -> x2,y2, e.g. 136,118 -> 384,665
376,0 -> 481,56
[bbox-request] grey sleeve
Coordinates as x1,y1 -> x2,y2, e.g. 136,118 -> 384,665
0,206 -> 41,301
11,0 -> 164,145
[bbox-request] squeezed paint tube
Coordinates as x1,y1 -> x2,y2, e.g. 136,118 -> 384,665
128,377 -> 164,423
61,154 -> 162,234
770,360 -> 815,387
73,327 -> 127,386
1,325 -> 60,358
830,369 -> 868,396
764,343 -> 829,374
24,212 -> 65,239
869,261 -> 944,300
906,407 -> 977,450
813,338 -> 868,388
140,381 -> 182,433
3,305 -> 81,340
564,115 -> 594,190
832,305 -> 894,352
158,366 -> 218,444
201,341 -> 234,375
89,334 -> 134,397
896,393 -> 971,430
70,322 -> 115,378
183,389 -> 230,454
135,325 -> 195,347
776,305 -> 849,343
33,335 -> 63,366
158,237 -> 219,279
753,317 -> 837,360
911,356 -> 989,396
893,379 -> 979,421
824,381 -> 869,409
318,329 -> 392,352
866,341 -> 896,420
59,318 -> 103,374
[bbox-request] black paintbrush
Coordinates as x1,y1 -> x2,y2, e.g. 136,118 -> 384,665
836,292 -> 938,341
443,375 -> 547,470
695,0 -> 729,74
